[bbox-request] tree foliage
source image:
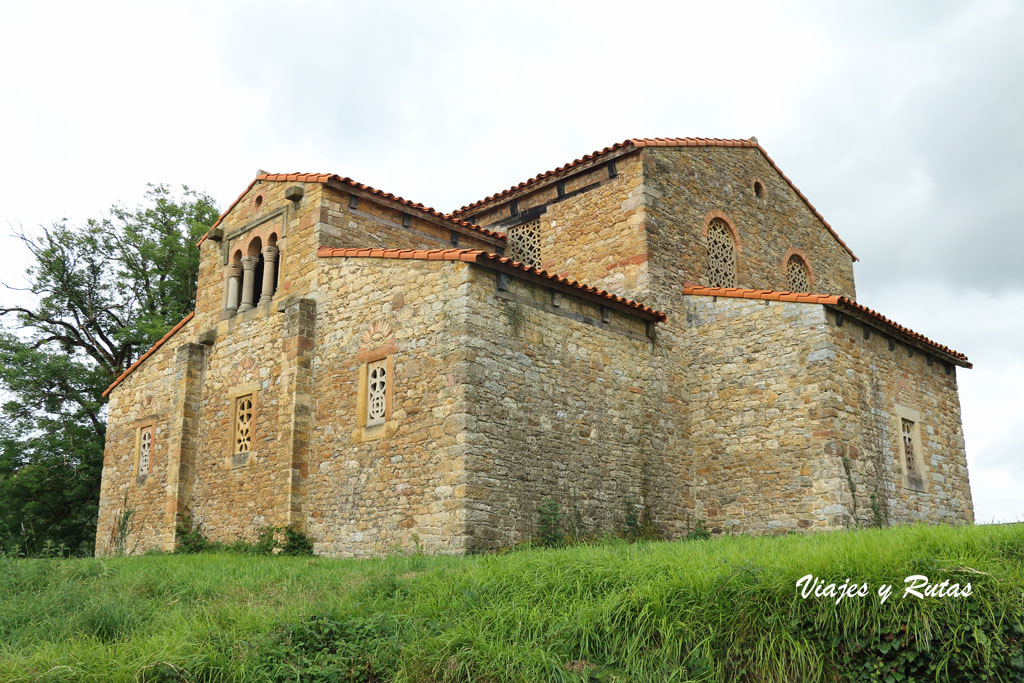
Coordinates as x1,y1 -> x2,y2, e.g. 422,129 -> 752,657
0,185 -> 218,555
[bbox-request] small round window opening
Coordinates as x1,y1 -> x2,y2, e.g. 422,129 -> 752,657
753,181 -> 764,198
255,195 -> 263,208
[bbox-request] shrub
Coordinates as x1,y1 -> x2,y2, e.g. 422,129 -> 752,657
281,525 -> 314,556
255,525 -> 278,555
685,519 -> 711,541
174,517 -> 211,554
252,524 -> 314,556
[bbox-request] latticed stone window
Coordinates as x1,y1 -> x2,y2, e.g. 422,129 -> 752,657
787,255 -> 810,292
902,418 -> 917,475
706,219 -> 737,287
367,359 -> 387,426
135,425 -> 153,479
234,394 -> 253,454
138,429 -> 151,475
507,220 -> 541,268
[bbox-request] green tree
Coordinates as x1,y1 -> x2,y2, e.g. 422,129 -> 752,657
0,185 -> 218,555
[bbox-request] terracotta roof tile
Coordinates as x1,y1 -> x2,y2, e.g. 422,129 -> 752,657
102,312 -> 195,397
318,246 -> 667,322
681,285 -> 970,367
451,137 -> 857,262
197,172 -> 506,247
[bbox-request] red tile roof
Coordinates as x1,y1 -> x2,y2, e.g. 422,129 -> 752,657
318,247 -> 667,322
102,312 -> 195,397
451,137 -> 858,262
682,285 -> 970,367
196,173 -> 506,247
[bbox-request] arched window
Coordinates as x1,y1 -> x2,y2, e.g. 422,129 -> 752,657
223,233 -> 280,316
706,218 -> 737,288
787,254 -> 810,292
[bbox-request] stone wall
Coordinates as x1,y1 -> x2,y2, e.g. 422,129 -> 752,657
95,318 -> 198,555
681,294 -> 973,534
643,147 -> 857,305
185,304 -> 293,541
456,265 -> 683,548
822,308 -> 974,526
683,296 -> 847,534
318,186 -> 501,252
305,258 -> 472,556
304,255 -> 677,555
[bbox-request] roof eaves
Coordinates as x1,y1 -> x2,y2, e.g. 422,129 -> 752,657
832,297 -> 971,368
197,173 -> 507,248
320,176 -> 505,242
102,312 -> 195,397
451,141 -> 641,216
681,285 -> 968,367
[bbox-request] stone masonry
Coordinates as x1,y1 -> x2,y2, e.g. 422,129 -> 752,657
95,138 -> 973,556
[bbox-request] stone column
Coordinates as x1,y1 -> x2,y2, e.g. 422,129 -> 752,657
259,245 -> 279,305
223,262 -> 242,318
238,255 -> 259,312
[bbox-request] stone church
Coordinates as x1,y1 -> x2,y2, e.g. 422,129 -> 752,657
95,137 -> 974,557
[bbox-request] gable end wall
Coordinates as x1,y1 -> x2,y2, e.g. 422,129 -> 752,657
643,147 -> 857,309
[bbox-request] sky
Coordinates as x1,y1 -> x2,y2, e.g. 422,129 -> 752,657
0,0 -> 1020,522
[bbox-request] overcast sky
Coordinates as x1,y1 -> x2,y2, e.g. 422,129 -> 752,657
0,0 -> 1020,522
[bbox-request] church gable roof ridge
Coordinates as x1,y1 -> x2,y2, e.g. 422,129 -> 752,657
681,285 -> 969,366
451,137 -> 858,262
196,172 -> 506,248
317,246 -> 667,322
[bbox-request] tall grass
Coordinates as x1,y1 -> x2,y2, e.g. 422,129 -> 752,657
1,524 -> 1022,681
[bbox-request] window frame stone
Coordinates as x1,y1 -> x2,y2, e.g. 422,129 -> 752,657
227,385 -> 260,467
133,423 -> 155,482
894,404 -> 927,491
354,349 -> 395,442
786,254 -> 811,293
781,247 -> 816,292
704,218 -> 738,288
366,358 -> 387,427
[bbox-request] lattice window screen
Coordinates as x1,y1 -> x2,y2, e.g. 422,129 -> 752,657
706,219 -> 737,287
367,360 -> 387,426
902,419 -> 916,474
235,394 -> 253,454
507,220 -> 542,268
787,256 -> 810,292
138,429 -> 152,475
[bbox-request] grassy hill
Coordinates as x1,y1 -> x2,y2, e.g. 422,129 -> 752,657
2,524 -> 1023,682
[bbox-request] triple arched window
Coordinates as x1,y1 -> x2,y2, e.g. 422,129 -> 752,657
706,218 -> 737,288
224,234 -> 280,315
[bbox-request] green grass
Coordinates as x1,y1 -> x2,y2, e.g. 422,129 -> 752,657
1,524 -> 1023,681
